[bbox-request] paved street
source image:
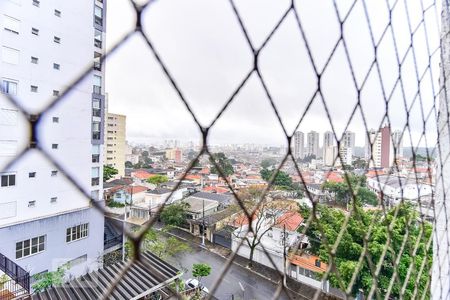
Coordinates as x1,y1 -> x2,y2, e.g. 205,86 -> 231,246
167,244 -> 298,300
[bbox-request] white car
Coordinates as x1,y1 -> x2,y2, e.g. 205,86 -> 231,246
185,278 -> 210,294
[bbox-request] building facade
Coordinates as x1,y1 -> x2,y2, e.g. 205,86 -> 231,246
293,131 -> 304,160
104,113 -> 126,177
392,130 -> 403,159
0,0 -> 106,277
306,131 -> 319,158
366,126 -> 393,168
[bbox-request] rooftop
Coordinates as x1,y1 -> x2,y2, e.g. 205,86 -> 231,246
32,252 -> 181,300
289,253 -> 328,273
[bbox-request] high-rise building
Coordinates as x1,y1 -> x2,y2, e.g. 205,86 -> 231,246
366,126 -> 393,168
341,131 -> 355,152
307,131 -> 320,158
0,1 -> 106,277
323,146 -> 338,166
322,131 -> 334,161
105,113 -> 126,177
293,131 -> 304,160
339,131 -> 355,165
392,130 -> 404,158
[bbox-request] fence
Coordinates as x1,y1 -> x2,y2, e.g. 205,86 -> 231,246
0,253 -> 30,294
1,0 -> 449,299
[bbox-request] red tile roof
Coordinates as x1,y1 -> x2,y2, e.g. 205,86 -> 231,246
275,211 -> 304,231
289,253 -> 328,273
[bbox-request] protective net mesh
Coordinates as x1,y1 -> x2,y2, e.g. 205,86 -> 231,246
1,0 -> 449,299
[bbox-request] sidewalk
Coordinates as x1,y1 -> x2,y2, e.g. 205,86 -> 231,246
163,225 -> 344,300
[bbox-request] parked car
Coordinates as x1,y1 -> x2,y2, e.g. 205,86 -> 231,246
185,278 -> 209,294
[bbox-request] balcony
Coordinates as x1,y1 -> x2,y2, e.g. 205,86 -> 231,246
0,253 -> 30,299
93,62 -> 102,71
95,16 -> 103,26
91,177 -> 100,186
92,131 -> 101,140
93,85 -> 102,95
92,154 -> 100,163
94,39 -> 102,48
93,108 -> 101,117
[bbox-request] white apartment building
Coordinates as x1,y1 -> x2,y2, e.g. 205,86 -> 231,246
293,131 -> 304,160
0,0 -> 106,278
366,126 -> 394,168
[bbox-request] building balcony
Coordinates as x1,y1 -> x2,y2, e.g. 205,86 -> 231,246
94,39 -> 102,49
95,16 -> 103,26
93,85 -> 102,95
91,177 -> 100,186
92,108 -> 101,117
92,131 -> 101,140
93,62 -> 102,71
92,154 -> 100,163
0,253 -> 30,299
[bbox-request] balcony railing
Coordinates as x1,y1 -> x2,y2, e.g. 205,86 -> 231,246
0,253 -> 30,294
91,177 -> 100,186
92,154 -> 100,163
93,85 -> 102,95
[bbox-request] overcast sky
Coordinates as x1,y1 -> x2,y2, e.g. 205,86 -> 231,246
105,0 -> 441,148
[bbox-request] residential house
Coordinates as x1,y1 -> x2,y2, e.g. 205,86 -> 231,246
288,252 -> 329,291
108,185 -> 148,204
231,210 -> 307,273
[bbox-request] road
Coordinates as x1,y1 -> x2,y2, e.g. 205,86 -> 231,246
167,244 -> 294,300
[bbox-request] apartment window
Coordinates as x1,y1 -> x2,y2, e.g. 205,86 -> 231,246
53,36 -> 61,44
93,75 -> 102,94
3,15 -> 20,34
92,98 -> 101,117
1,79 -> 18,95
94,6 -> 103,26
94,29 -> 102,48
16,235 -> 45,259
29,172 -> 36,178
28,200 -> 36,207
91,167 -> 100,186
54,10 -> 61,17
2,46 -> 20,65
31,27 -> 39,35
51,170 -> 58,176
51,143 -> 58,149
92,145 -> 100,163
52,117 -> 59,123
53,63 -> 60,70
50,197 -> 57,203
53,90 -> 59,97
30,85 -> 38,93
31,56 -> 38,64
66,223 -> 89,243
1,174 -> 15,187
32,0 -> 40,7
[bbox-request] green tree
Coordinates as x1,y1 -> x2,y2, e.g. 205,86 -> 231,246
141,151 -> 153,168
103,165 -> 118,181
261,158 -> 277,169
322,175 -> 376,207
192,263 -> 212,284
210,152 -> 234,177
32,265 -> 68,293
260,168 -> 293,188
147,175 -> 168,185
142,228 -> 191,260
299,203 -> 431,299
160,202 -> 190,227
125,161 -> 133,168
